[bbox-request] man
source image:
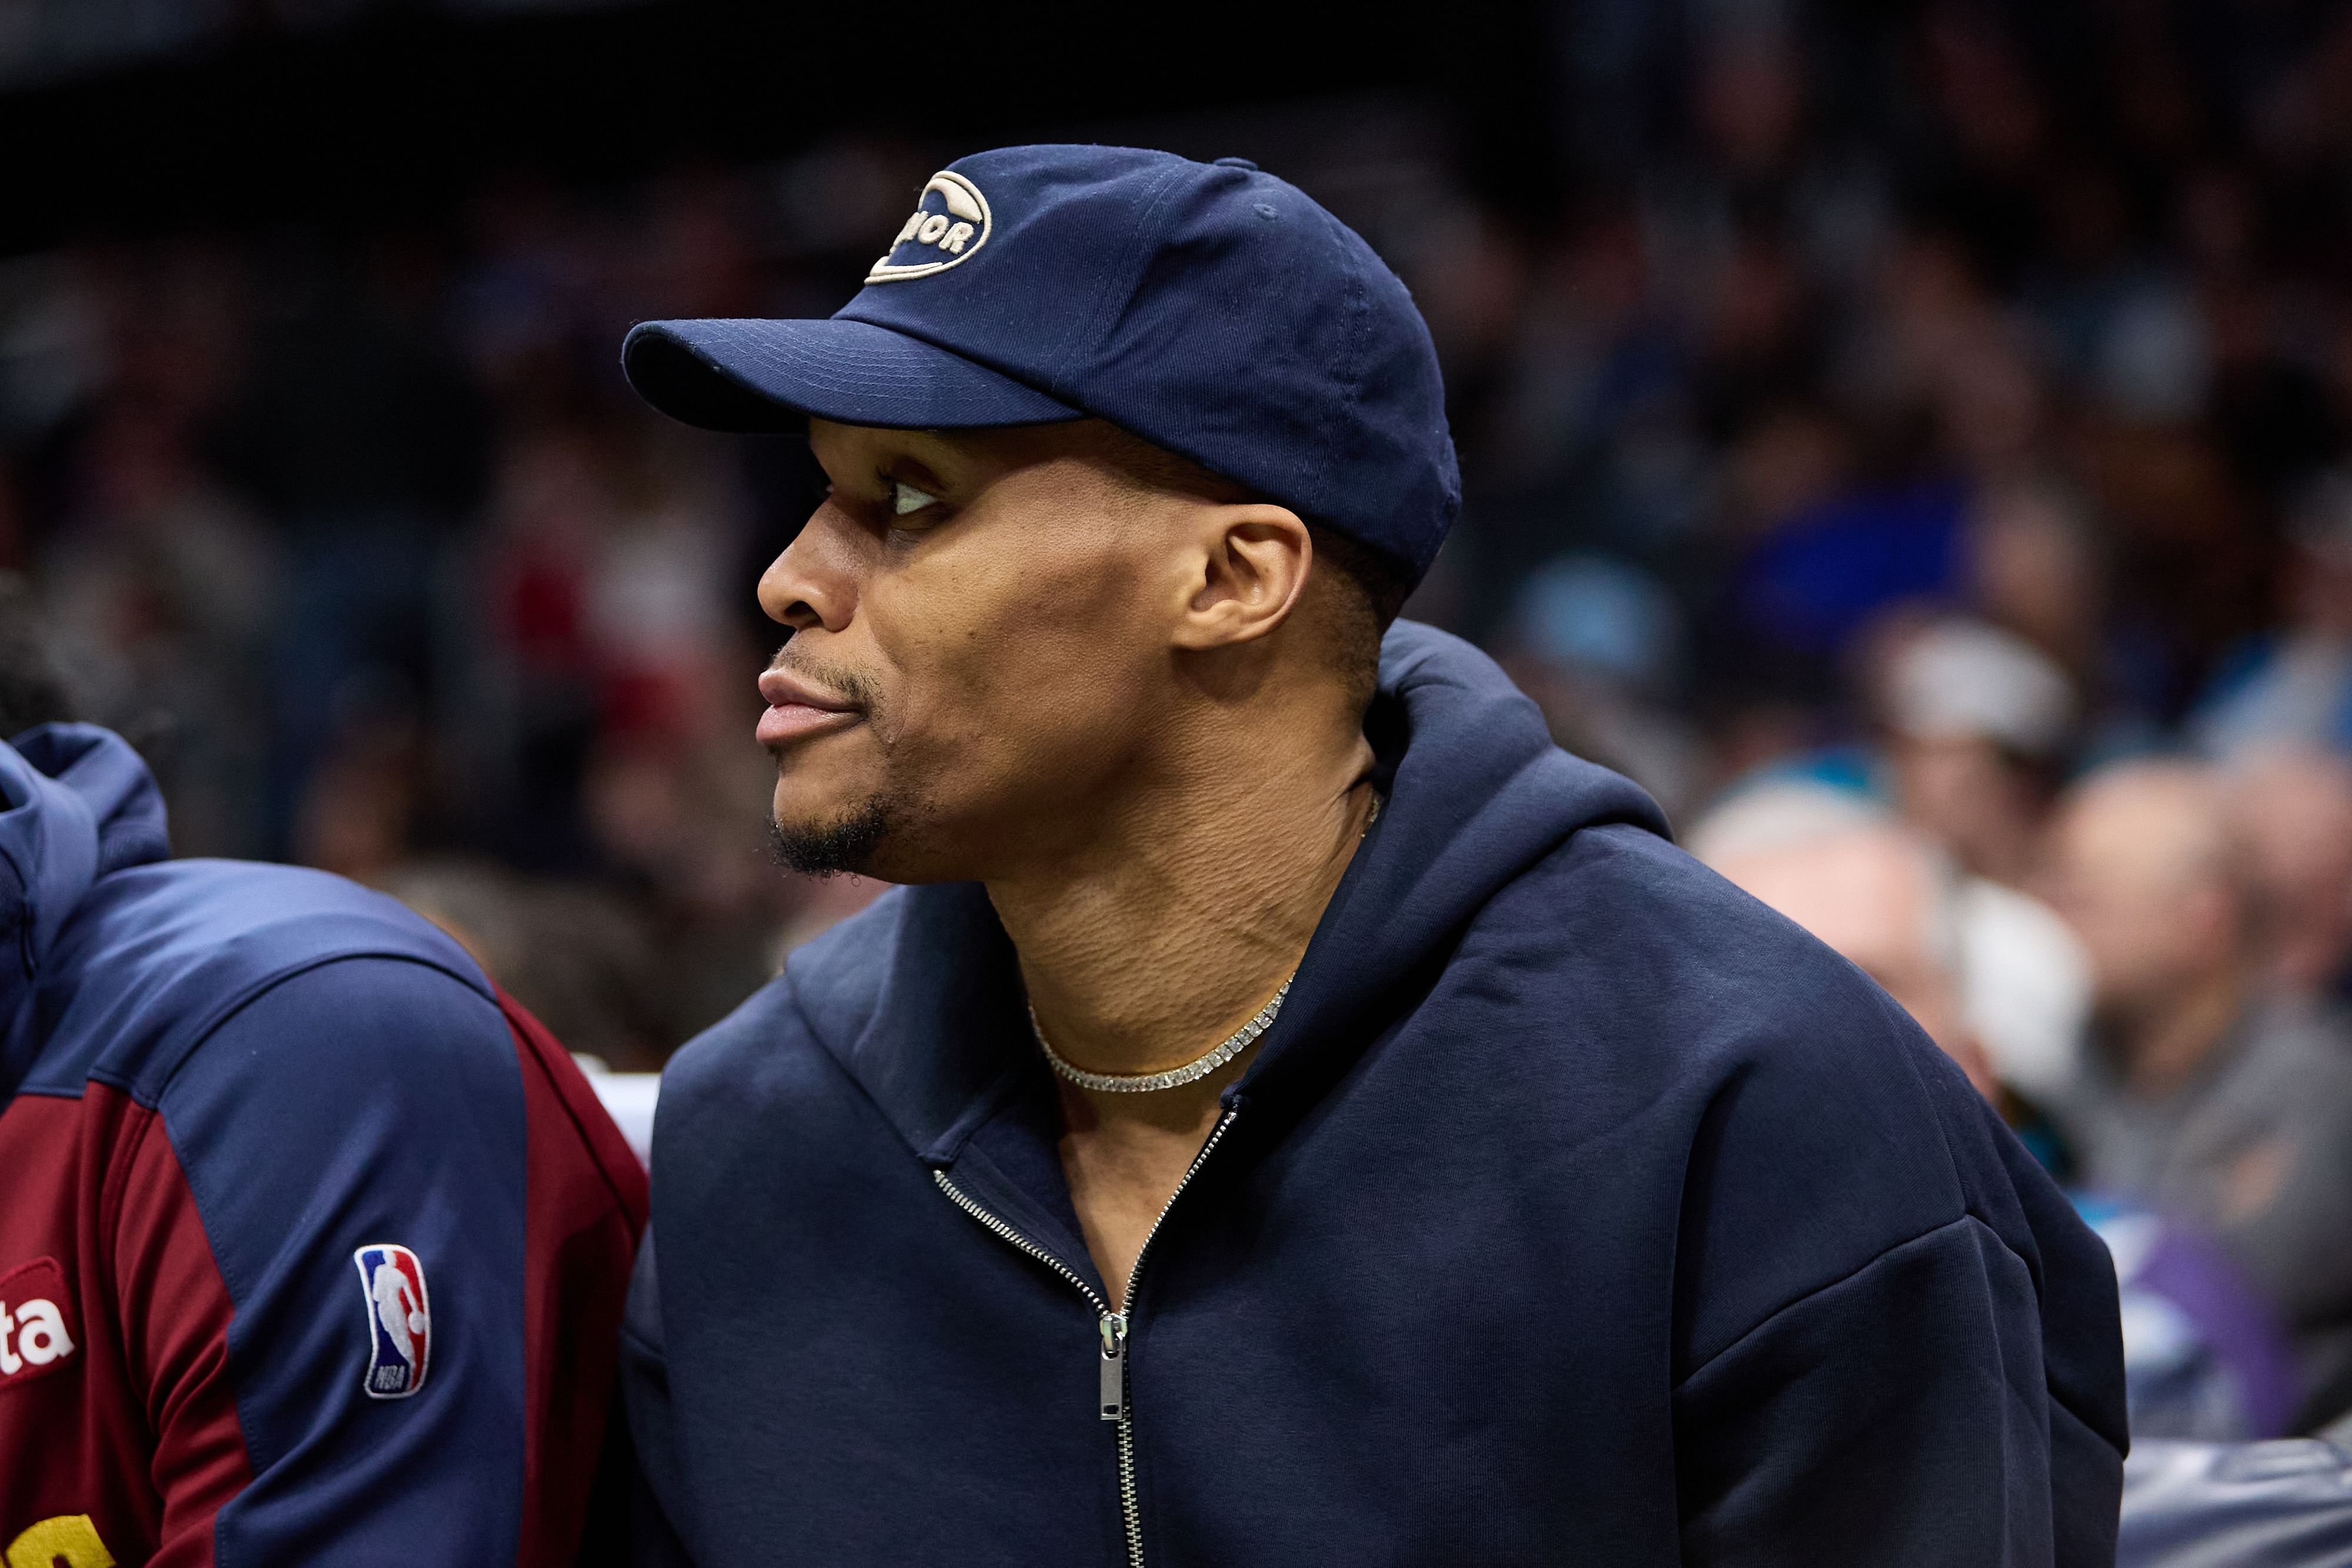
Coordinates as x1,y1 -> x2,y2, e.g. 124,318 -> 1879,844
619,145 -> 2124,1566
2042,759 -> 2352,1422
2220,745 -> 2352,999
0,575 -> 647,1564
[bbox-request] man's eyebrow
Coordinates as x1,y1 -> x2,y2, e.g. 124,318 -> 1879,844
908,428 -> 983,464
889,457 -> 951,490
830,436 -> 952,496
833,423 -> 1011,486
879,430 -> 974,482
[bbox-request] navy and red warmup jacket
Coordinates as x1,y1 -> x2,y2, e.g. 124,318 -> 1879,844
0,724 -> 648,1567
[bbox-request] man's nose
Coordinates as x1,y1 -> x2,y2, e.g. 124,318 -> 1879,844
759,502 -> 863,633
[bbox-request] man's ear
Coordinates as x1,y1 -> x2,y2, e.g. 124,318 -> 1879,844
1170,506 -> 1312,651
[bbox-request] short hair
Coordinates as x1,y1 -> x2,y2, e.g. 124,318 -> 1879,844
0,574 -> 75,741
1074,422 -> 1414,710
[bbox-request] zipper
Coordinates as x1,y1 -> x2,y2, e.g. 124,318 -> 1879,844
933,1104 -> 1241,1568
932,1168 -> 1110,1316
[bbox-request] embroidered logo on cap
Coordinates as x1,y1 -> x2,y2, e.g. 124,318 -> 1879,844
353,1243 -> 432,1399
866,172 -> 992,284
0,1257 -> 78,1394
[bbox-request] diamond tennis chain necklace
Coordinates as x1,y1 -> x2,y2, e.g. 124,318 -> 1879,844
1031,793 -> 1379,1094
1034,979 -> 1293,1094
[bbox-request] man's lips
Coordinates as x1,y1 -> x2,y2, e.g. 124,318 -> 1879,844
756,668 -> 861,747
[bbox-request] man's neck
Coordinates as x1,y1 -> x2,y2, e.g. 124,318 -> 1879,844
2114,967 -> 2246,1099
990,723 -> 1377,1077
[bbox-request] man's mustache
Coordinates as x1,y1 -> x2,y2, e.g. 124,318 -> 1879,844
766,649 -> 881,715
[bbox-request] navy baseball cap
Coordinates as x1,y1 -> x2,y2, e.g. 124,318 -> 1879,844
622,144 -> 1459,580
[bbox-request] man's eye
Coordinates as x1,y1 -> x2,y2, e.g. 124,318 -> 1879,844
890,480 -> 940,517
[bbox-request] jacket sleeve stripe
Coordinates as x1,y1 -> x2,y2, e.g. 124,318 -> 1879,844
499,990 -> 649,1568
105,1084 -> 251,1567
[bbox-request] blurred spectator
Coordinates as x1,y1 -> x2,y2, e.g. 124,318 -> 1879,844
2043,760 -> 2352,1420
1966,477 -> 2104,678
2223,745 -> 2352,1002
18,244 -> 279,857
1880,616 -> 2076,887
2082,1196 -> 2303,1443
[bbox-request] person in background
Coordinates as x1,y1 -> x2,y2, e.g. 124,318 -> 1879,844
0,574 -> 647,1564
1703,808 -> 2299,1440
1735,622 -> 2093,1102
2219,745 -> 2352,1002
2043,760 -> 2352,1426
1880,616 -> 2077,889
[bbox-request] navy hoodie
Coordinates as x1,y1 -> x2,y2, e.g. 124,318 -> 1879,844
626,623 -> 2127,1567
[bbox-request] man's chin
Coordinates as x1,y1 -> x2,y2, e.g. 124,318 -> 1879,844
767,800 -> 893,880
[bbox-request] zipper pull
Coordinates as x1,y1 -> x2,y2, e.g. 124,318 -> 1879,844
1098,1312 -> 1128,1422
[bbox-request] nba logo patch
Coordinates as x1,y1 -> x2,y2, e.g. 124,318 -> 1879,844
352,1244 -> 431,1399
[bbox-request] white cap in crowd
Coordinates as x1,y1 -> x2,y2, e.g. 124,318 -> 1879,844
1886,619 -> 2077,761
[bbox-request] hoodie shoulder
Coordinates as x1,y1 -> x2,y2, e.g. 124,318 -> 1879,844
1516,823 -> 2127,1488
26,857 -> 492,1102
657,888 -> 911,1139
1494,817 -> 1972,1150
1475,821 -> 2071,1351
1518,820 -> 1896,1035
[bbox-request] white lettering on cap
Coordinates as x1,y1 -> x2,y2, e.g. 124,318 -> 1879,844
867,171 -> 993,283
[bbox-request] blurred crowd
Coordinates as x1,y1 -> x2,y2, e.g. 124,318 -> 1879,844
0,166 -> 886,1069
12,0 -> 2352,1437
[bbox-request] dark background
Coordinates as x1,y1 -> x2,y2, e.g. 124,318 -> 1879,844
0,0 -> 1552,250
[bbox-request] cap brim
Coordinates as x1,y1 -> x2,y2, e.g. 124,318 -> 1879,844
622,317 -> 1084,433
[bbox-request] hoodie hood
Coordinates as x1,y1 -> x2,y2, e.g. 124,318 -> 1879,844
794,621 -> 1670,1161
1231,620 -> 1668,1113
1,724 -> 171,1042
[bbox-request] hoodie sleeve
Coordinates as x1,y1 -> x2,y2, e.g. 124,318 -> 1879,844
620,1229 -> 700,1568
1672,1215 -> 2071,1564
1666,989 -> 2125,1567
130,955 -> 641,1567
